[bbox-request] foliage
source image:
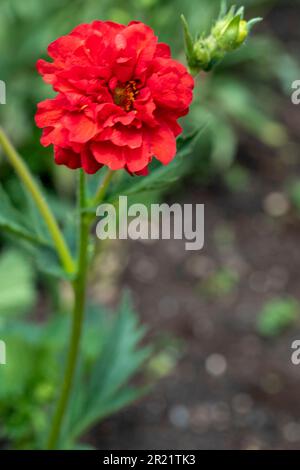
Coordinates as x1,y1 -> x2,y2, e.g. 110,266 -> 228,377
0,0 -> 297,185
0,0 -> 209,449
287,180 -> 300,213
181,3 -> 262,73
0,292 -> 151,449
257,298 -> 299,337
200,267 -> 239,297
0,249 -> 36,317
0,0 -> 297,451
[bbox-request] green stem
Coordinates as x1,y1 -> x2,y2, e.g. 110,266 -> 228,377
0,128 -> 75,275
47,170 -> 89,449
91,168 -> 115,208
47,168 -> 115,449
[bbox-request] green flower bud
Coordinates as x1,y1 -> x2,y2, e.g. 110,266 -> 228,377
218,15 -> 241,51
181,3 -> 262,75
193,40 -> 211,70
237,20 -> 248,45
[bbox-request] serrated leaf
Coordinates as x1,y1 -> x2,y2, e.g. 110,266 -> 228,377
61,293 -> 152,445
24,244 -> 74,281
0,184 -> 48,246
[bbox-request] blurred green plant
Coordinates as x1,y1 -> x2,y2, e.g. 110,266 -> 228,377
200,266 -> 239,297
0,0 -> 297,189
0,35 -> 202,450
0,249 -> 36,317
0,0 -> 294,451
0,293 -> 152,449
257,297 -> 299,337
287,180 -> 300,213
224,164 -> 251,192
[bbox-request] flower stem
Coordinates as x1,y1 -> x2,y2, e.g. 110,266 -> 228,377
92,168 -> 115,207
47,167 -> 115,449
0,127 -> 76,275
47,170 -> 89,449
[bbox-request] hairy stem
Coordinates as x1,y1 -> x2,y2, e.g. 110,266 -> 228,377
0,128 -> 75,275
47,167 -> 115,449
47,170 -> 89,449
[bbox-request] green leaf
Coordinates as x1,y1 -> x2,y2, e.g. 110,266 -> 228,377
23,243 -> 73,280
61,293 -> 152,446
0,250 -> 36,318
0,184 -> 48,246
0,313 -> 66,447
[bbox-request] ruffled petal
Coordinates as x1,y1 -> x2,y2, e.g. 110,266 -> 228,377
35,20 -> 194,176
54,146 -> 81,169
81,146 -> 103,174
91,141 -> 126,170
63,113 -> 98,143
147,124 -> 177,165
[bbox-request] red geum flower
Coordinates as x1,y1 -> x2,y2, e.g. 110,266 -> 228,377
35,21 -> 194,175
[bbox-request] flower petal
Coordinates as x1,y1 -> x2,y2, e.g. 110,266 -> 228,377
81,146 -> 103,174
148,124 -> 177,165
91,142 -> 126,170
54,146 -> 81,169
63,113 -> 98,143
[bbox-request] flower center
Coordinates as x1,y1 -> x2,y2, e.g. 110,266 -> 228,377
113,80 -> 139,112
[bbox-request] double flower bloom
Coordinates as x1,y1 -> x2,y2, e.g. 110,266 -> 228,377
35,20 -> 194,176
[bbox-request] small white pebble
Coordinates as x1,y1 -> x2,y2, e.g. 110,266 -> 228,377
263,192 -> 290,217
205,353 -> 227,377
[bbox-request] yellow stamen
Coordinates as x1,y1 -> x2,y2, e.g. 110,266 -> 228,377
113,80 -> 139,112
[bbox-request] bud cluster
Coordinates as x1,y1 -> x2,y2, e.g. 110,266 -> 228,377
181,2 -> 262,74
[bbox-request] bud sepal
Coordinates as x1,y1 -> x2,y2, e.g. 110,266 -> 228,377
181,3 -> 262,75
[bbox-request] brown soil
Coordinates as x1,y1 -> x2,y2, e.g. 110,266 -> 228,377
88,150 -> 300,450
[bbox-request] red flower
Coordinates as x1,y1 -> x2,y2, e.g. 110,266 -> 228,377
35,21 -> 194,175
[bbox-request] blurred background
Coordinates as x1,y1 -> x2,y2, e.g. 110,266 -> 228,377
1,0 -> 300,450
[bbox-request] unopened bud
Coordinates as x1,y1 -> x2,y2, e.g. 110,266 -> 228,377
181,3 -> 262,75
237,20 -> 248,45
